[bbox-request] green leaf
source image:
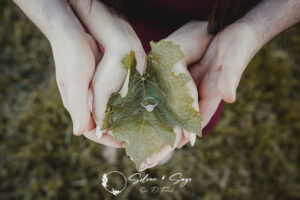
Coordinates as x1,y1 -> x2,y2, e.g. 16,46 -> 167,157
101,40 -> 202,169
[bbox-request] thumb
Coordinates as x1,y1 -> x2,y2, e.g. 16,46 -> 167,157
218,70 -> 237,103
91,52 -> 128,129
217,62 -> 245,103
53,50 -> 95,136
65,82 -> 92,136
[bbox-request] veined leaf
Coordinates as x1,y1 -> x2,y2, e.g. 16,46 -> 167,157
101,40 -> 202,169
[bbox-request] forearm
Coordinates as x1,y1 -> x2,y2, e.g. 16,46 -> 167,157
238,0 -> 300,48
13,0 -> 85,42
68,0 -> 135,49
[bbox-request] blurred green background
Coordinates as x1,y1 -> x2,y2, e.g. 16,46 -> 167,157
1,1 -> 300,200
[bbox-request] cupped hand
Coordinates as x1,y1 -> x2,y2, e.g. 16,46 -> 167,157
190,22 -> 259,127
13,0 -> 102,137
138,21 -> 213,170
51,29 -> 100,136
143,22 -> 260,170
69,0 -> 146,147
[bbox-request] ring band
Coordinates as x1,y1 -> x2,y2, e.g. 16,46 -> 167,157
141,97 -> 158,112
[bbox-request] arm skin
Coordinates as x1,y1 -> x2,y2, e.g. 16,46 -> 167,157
13,0 -> 145,149
13,0 -> 97,136
221,0 -> 300,102
68,0 -> 146,138
240,0 -> 300,51
189,0 -> 300,127
225,0 -> 300,102
13,0 -> 85,42
68,0 -> 145,56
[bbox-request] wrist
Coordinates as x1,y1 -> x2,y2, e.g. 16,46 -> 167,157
46,14 -> 86,44
235,18 -> 269,51
106,20 -> 145,56
42,0 -> 86,43
235,0 -> 300,51
14,0 -> 85,44
49,29 -> 88,53
228,21 -> 264,58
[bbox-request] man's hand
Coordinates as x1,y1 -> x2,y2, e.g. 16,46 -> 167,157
51,32 -> 100,136
13,0 -> 101,135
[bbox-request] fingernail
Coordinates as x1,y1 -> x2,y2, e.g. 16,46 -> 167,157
73,120 -> 80,135
146,162 -> 157,169
183,130 -> 190,139
139,163 -> 146,172
231,85 -> 237,102
96,126 -> 104,139
107,131 -> 113,136
158,152 -> 173,165
88,89 -> 93,112
190,133 -> 196,146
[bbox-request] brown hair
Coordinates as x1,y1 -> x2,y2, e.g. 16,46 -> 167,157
95,0 -> 261,34
208,0 -> 261,34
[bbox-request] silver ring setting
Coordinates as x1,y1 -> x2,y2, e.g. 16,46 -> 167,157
141,97 -> 158,112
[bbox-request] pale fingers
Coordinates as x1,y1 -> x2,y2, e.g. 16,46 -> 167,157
83,129 -> 123,148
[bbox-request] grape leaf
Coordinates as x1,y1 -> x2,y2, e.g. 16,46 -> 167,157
101,40 -> 202,169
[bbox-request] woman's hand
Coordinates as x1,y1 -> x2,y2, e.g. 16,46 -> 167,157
138,21 -> 213,170
190,0 -> 300,127
148,0 -> 300,171
69,0 -> 146,147
189,22 -> 258,127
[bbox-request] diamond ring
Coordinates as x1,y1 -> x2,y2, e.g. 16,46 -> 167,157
141,97 -> 158,112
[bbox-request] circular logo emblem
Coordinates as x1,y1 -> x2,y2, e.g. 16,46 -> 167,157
101,171 -> 127,196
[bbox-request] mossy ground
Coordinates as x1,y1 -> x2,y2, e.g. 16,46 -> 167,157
1,1 -> 299,200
